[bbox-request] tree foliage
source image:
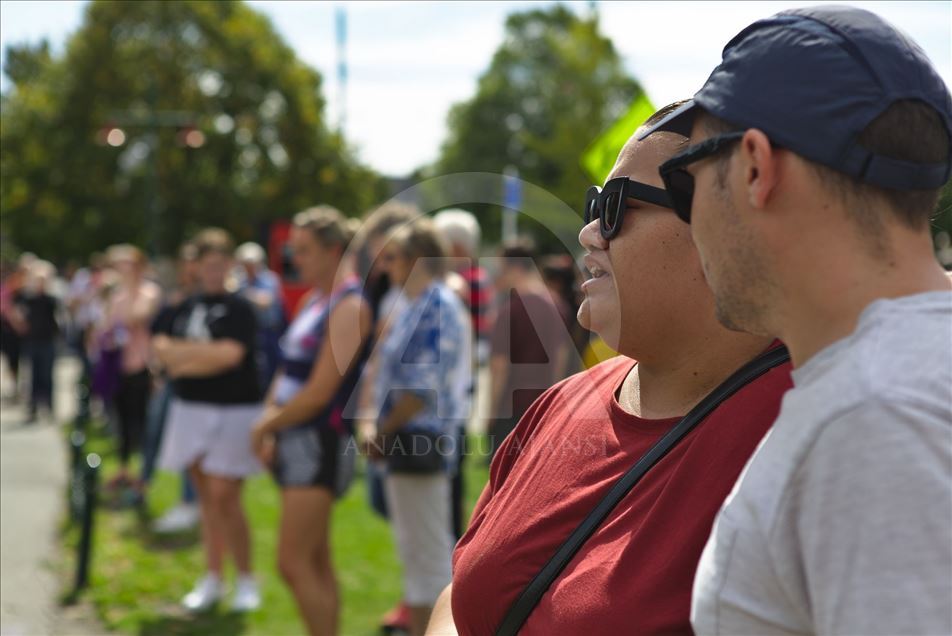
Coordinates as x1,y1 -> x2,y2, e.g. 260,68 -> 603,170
1,0 -> 384,260
431,5 -> 641,252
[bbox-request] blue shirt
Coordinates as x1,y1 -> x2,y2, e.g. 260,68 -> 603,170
375,281 -> 465,437
238,268 -> 284,332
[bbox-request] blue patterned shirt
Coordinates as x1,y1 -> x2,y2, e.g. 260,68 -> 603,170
375,281 -> 465,436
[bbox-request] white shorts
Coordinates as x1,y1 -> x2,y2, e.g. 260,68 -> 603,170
157,398 -> 262,479
384,473 -> 454,606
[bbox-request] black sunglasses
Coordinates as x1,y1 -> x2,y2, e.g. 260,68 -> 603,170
658,131 -> 745,224
584,176 -> 673,240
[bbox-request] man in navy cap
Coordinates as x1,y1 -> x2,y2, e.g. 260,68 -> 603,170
643,5 -> 952,635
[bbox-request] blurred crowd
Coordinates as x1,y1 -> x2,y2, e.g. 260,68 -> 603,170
3,5 -> 951,636
0,203 -> 593,633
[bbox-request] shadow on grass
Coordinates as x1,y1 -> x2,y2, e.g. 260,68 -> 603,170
117,515 -> 201,551
137,607 -> 248,636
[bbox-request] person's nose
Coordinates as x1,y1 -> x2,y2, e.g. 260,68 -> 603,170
579,218 -> 608,253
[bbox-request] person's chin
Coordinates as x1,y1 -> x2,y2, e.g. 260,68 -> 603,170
579,296 -> 619,343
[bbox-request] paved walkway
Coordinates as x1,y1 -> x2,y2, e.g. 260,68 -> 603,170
0,355 -> 105,636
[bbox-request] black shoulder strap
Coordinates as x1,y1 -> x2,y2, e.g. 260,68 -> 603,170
495,345 -> 790,636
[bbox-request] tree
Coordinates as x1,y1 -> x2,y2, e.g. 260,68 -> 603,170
0,0 -> 385,260
429,5 -> 642,252
933,180 -> 952,267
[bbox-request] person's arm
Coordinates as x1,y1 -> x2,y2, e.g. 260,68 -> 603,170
426,583 -> 458,635
378,392 -> 426,435
113,283 -> 160,328
487,300 -> 511,422
253,295 -> 371,436
792,400 -> 952,635
243,286 -> 276,311
156,337 -> 246,378
361,391 -> 429,457
51,295 -> 65,336
489,353 -> 509,419
8,303 -> 27,335
4,292 -> 29,336
262,365 -> 283,407
445,271 -> 469,308
128,283 -> 161,327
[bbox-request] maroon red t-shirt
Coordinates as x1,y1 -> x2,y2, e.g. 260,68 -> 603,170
452,347 -> 793,635
490,289 -> 571,419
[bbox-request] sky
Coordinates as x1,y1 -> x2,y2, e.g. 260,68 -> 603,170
1,0 -> 950,177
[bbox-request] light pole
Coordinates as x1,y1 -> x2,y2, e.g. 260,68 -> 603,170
98,84 -> 202,257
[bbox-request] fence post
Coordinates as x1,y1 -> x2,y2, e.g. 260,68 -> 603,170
74,452 -> 100,593
69,430 -> 86,522
75,379 -> 91,433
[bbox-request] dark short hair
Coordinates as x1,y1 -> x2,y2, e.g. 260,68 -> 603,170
192,228 -> 234,259
500,237 -> 537,270
644,99 -> 692,129
700,100 -> 949,230
816,100 -> 949,229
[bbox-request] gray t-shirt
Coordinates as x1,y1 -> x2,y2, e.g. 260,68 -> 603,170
692,291 -> 952,636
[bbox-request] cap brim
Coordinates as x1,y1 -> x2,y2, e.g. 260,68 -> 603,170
637,99 -> 698,140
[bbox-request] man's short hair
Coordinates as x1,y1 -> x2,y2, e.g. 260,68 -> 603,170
700,100 -> 950,230
192,228 -> 234,259
500,237 -> 537,271
644,99 -> 692,129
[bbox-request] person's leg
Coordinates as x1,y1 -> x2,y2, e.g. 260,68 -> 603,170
182,472 -> 197,504
126,371 -> 151,476
367,460 -> 389,519
451,422 -> 466,539
385,474 -> 454,636
36,341 -> 54,414
205,475 -> 252,575
188,463 -> 224,577
10,334 -> 20,387
277,487 -> 337,636
75,327 -> 92,382
139,381 -> 171,486
3,326 -> 21,400
113,374 -> 135,476
26,341 -> 40,418
150,396 -> 200,532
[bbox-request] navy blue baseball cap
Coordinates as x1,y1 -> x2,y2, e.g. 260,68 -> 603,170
640,5 -> 952,190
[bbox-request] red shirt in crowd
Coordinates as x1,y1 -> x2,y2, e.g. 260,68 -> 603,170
490,289 -> 571,419
452,346 -> 793,634
462,264 -> 493,341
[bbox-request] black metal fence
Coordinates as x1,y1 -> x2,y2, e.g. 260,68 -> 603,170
68,380 -> 99,594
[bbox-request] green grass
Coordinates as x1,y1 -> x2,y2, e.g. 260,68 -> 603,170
61,423 -> 490,636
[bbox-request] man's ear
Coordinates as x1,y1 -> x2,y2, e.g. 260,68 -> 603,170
740,129 -> 780,210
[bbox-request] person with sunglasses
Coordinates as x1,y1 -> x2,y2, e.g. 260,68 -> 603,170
643,7 -> 952,635
426,101 -> 794,635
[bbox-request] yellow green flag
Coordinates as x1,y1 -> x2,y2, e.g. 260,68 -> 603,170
580,92 -> 656,184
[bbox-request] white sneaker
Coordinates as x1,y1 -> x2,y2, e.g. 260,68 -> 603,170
153,503 -> 199,534
230,575 -> 261,613
182,574 -> 224,612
